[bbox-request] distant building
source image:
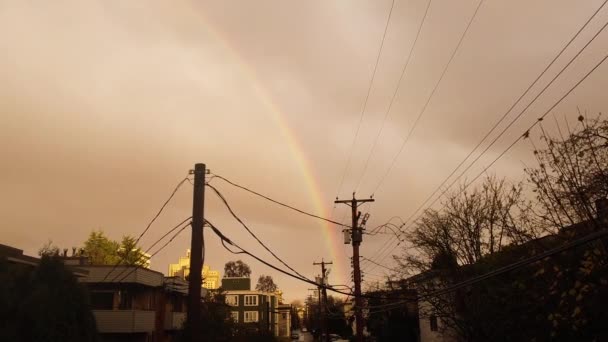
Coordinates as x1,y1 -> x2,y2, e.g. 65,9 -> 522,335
168,249 -> 220,289
277,303 -> 292,338
222,277 -> 280,336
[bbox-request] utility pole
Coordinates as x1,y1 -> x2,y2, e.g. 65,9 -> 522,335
335,193 -> 374,342
188,163 -> 206,342
308,289 -> 321,336
314,259 -> 333,342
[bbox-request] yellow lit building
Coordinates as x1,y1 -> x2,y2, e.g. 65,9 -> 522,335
168,249 -> 220,290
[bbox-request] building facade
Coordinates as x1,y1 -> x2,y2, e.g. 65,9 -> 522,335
168,249 -> 220,289
78,265 -> 188,342
222,277 -> 280,336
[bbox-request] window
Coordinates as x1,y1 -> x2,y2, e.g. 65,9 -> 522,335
230,311 -> 239,323
244,311 -> 259,323
430,314 -> 438,332
90,291 -> 114,310
226,295 -> 239,306
244,295 -> 258,306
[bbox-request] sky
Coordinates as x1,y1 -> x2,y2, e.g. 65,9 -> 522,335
1,0 -> 608,302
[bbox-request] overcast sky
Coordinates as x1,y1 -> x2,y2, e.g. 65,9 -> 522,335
1,0 -> 608,301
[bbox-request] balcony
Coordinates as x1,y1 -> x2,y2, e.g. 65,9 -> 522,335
93,310 -> 155,333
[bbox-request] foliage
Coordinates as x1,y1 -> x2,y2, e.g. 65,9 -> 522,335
290,300 -> 302,330
305,295 -> 351,339
0,256 -> 99,341
178,289 -> 235,342
392,114 -> 608,341
255,274 -> 278,292
82,230 -> 145,266
365,288 -> 419,342
116,235 -> 148,267
83,230 -> 120,265
224,260 -> 251,278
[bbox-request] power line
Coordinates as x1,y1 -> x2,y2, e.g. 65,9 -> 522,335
372,0 -> 485,194
206,219 -> 398,300
108,216 -> 192,282
209,215 -> 608,308
367,12 -> 608,267
388,2 -> 608,239
114,219 -> 192,283
366,227 -> 608,313
335,0 -> 396,199
374,40 -> 608,268
206,183 -> 309,279
101,176 -> 189,282
210,174 -> 348,228
355,0 -> 433,191
361,256 -> 402,273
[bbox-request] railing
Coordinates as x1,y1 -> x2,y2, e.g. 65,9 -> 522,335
93,310 -> 155,333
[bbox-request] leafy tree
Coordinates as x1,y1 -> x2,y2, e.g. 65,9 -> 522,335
82,230 -> 145,266
224,260 -> 251,278
255,275 -> 277,292
178,289 -> 235,342
117,235 -> 148,266
83,230 -> 120,265
0,256 -> 98,341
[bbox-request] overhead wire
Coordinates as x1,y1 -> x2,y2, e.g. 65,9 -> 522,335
373,33 -> 608,268
208,216 -> 608,306
364,227 -> 608,313
206,183 -> 309,279
101,175 -> 189,282
372,0 -> 486,195
366,8 -> 608,268
335,0 -> 396,200
355,0 -> 433,191
114,218 -> 192,283
378,0 -> 608,244
209,174 -> 348,228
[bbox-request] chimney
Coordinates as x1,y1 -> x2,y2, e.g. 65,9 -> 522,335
595,198 -> 608,223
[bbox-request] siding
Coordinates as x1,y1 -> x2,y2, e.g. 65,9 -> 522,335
94,310 -> 155,333
79,266 -> 163,287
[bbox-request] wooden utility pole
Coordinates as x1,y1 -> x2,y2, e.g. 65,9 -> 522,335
188,163 -> 206,342
314,259 -> 333,342
335,194 -> 374,342
308,289 -> 321,335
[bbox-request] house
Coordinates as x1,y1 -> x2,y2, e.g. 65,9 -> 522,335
78,265 -> 188,342
402,199 -> 608,342
222,277 -> 280,336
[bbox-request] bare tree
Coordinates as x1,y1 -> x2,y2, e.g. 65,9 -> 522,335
398,175 -> 532,273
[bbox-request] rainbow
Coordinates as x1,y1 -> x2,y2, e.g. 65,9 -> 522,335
187,6 -> 347,285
